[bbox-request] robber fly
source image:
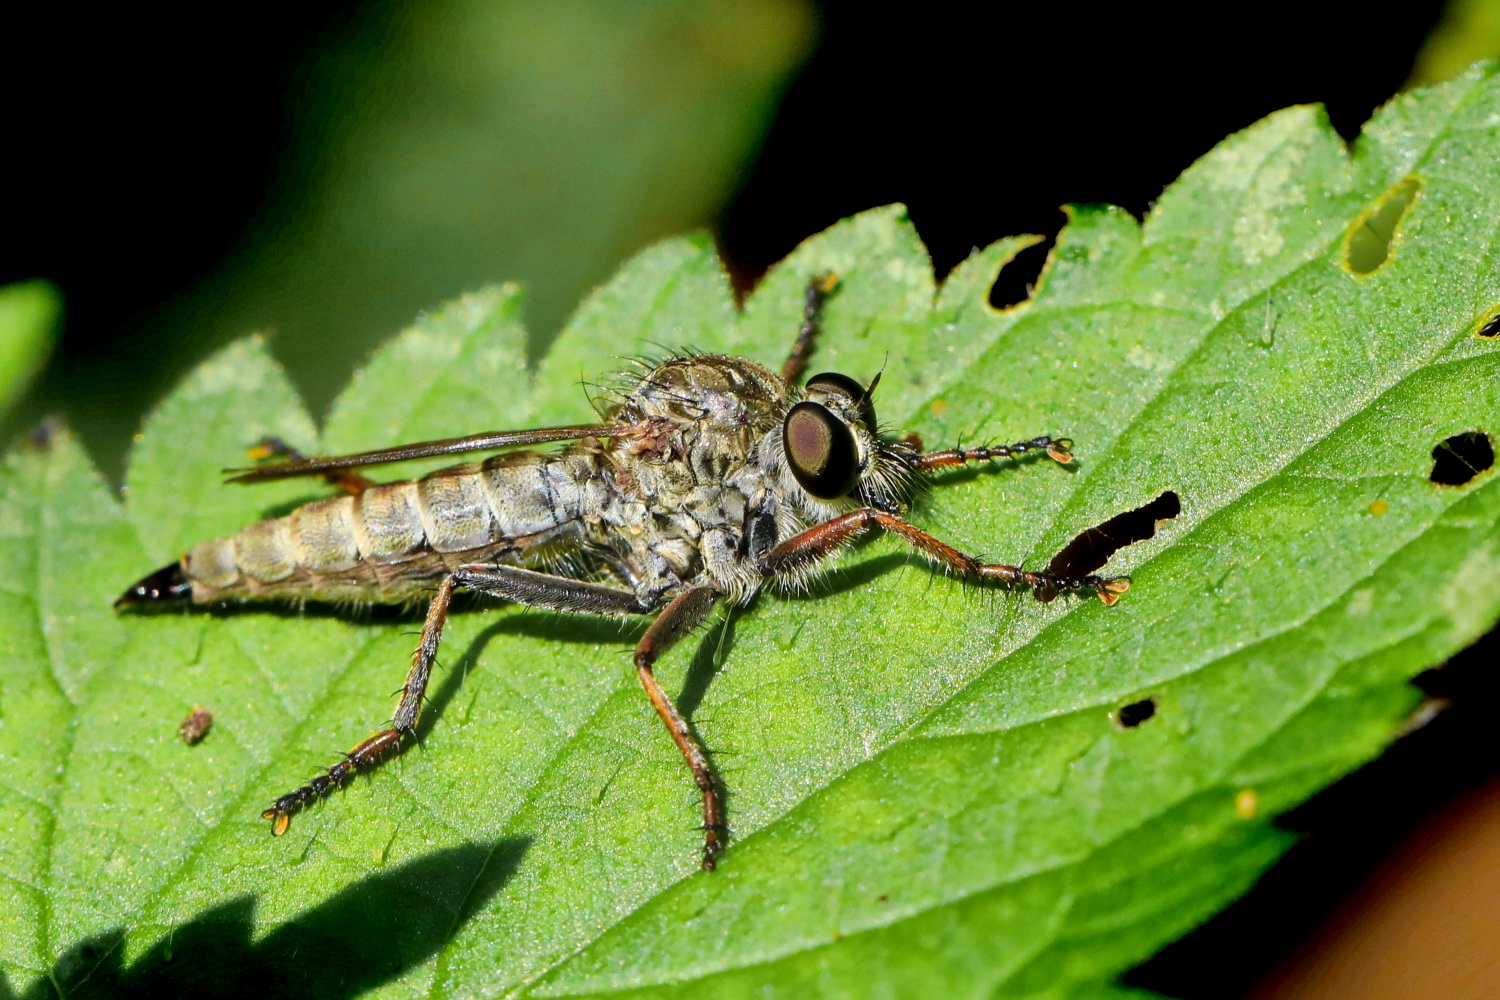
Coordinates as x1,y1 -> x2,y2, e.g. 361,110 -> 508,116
116,277 -> 1127,870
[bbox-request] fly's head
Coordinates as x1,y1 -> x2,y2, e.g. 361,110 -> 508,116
780,370 -> 916,516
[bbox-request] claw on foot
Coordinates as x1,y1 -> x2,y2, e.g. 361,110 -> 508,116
1098,578 -> 1131,605
698,821 -> 729,871
264,810 -> 292,836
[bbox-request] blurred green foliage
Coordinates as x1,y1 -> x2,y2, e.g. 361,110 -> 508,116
46,0 -> 812,477
0,281 -> 59,420
1412,0 -> 1500,84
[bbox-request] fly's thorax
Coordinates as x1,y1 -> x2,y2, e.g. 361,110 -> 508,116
620,354 -> 786,458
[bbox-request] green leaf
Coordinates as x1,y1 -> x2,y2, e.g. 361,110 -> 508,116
0,280 -> 60,421
4,64 -> 1498,999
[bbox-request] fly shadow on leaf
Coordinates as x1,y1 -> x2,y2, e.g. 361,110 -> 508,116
9,838 -> 530,1000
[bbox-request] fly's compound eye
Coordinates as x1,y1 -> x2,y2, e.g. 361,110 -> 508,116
805,371 -> 877,429
783,401 -> 860,499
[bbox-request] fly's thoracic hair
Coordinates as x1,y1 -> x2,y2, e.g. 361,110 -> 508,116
116,275 -> 1128,871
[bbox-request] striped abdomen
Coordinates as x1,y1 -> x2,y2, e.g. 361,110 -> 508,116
171,451 -> 603,604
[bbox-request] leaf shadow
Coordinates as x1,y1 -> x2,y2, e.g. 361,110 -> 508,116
14,837 -> 529,1000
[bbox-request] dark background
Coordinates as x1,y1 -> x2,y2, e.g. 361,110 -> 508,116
2,1 -> 1456,468
719,5 -> 1432,288
4,2 -> 1496,996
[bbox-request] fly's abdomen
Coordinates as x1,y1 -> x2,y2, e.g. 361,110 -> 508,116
161,452 -> 598,605
181,492 -> 390,602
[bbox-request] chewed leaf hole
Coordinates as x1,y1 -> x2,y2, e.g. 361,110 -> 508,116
1478,309 -> 1500,338
1114,698 -> 1157,729
1036,491 -> 1181,602
1429,431 -> 1494,487
989,238 -> 1053,310
1345,175 -> 1421,276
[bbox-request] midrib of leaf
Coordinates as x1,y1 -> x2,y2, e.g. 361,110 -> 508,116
488,287 -> 1211,995
523,590 -> 1454,1000
912,344 -> 1500,749
754,452 -> 1497,993
529,780 -> 1272,998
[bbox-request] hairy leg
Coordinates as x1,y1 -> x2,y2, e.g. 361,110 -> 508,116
780,273 -> 840,386
263,569 -> 652,836
262,567 -> 730,870
632,587 -> 725,869
764,508 -> 1129,604
264,576 -> 458,834
913,435 -> 1074,470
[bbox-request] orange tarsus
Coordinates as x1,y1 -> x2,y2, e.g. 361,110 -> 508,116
1098,578 -> 1131,604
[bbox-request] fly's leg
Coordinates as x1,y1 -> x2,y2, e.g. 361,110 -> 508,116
453,569 -> 729,866
780,273 -> 840,386
262,565 -> 728,868
265,569 -> 650,835
454,564 -> 655,616
764,508 -> 1130,604
915,435 -> 1075,470
263,576 -> 458,835
247,436 -> 375,495
632,587 -> 725,869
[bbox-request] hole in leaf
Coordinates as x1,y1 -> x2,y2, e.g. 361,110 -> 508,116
1036,491 -> 1181,602
988,237 -> 1053,309
1114,697 -> 1157,729
1478,309 -> 1500,338
1345,176 -> 1421,276
1429,431 -> 1494,487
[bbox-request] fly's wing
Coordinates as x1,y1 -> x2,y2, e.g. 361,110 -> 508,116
224,424 -> 637,484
